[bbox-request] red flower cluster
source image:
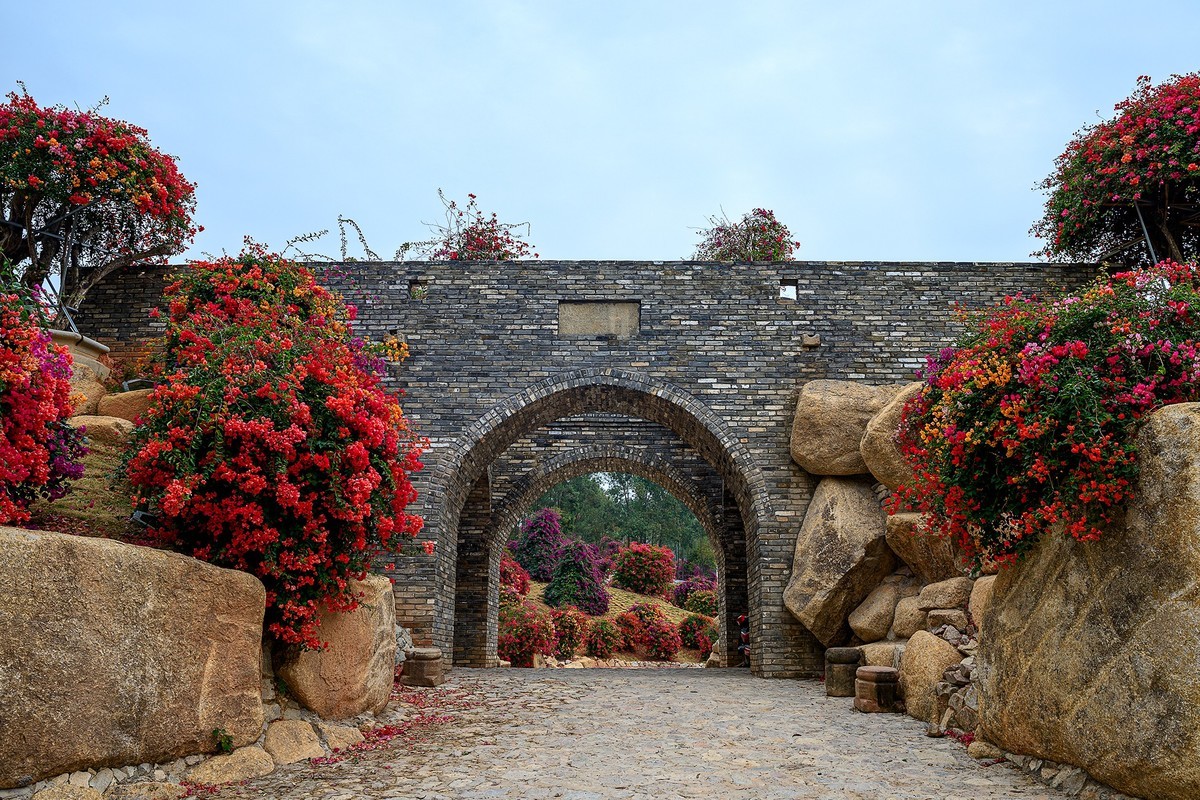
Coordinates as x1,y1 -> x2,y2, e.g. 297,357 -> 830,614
612,541 -> 676,596
691,208 -> 800,261
500,551 -> 531,597
584,617 -> 622,659
678,613 -> 715,653
893,260 -> 1200,568
125,247 -> 423,648
1033,73 -> 1200,264
401,190 -> 537,261
0,87 -> 197,297
497,599 -> 555,667
550,607 -> 587,660
0,284 -> 86,522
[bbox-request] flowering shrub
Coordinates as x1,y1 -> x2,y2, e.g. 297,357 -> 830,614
678,613 -> 715,650
893,260 -> 1200,568
0,272 -> 85,522
497,598 -> 556,668
550,607 -> 588,660
627,601 -> 667,628
584,618 -> 622,659
124,248 -> 424,647
500,552 -> 531,597
399,190 -> 537,261
691,208 -> 799,262
683,589 -> 718,617
511,507 -> 567,581
1032,74 -> 1200,266
0,87 -> 197,306
612,542 -> 675,596
499,583 -> 523,608
543,539 -> 610,616
615,611 -> 644,650
671,574 -> 715,609
643,618 -> 682,661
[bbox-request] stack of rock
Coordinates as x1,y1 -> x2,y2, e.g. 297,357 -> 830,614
66,358 -> 154,444
783,379 -> 998,733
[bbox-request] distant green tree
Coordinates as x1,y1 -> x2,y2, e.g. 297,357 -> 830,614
532,472 -> 714,573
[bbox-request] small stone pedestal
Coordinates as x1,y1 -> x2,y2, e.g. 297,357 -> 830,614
401,647 -> 445,687
854,665 -> 898,712
825,647 -> 862,697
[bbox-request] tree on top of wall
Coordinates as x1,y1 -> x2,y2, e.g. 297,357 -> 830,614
1032,73 -> 1200,266
0,86 -> 197,311
399,190 -> 538,261
690,208 -> 799,261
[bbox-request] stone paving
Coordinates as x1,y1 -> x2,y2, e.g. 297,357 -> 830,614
213,668 -> 1070,800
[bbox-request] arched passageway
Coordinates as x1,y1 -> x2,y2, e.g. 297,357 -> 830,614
429,369 -> 769,671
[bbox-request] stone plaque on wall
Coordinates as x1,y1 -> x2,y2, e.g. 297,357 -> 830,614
558,301 -> 640,337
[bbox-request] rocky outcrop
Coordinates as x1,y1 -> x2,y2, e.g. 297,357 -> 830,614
183,747 -> 274,785
69,363 -> 107,417
898,631 -> 963,724
783,478 -> 896,645
884,513 -> 965,584
967,575 -> 996,632
848,583 -> 900,643
262,720 -> 323,765
791,381 -> 902,476
859,381 -> 923,489
97,389 -> 154,424
915,577 -> 973,611
891,596 -> 927,639
977,404 -> 1200,800
67,415 -> 134,444
0,528 -> 265,789
278,575 -> 397,719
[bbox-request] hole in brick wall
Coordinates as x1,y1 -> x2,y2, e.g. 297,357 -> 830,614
779,280 -> 798,302
408,279 -> 428,300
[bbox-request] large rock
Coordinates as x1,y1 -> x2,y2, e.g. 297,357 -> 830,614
898,630 -> 963,723
885,513 -> 965,584
968,575 -> 996,632
859,640 -> 906,669
848,583 -> 900,642
859,382 -> 923,489
69,363 -> 107,416
262,720 -> 323,765
0,528 -> 265,789
278,575 -> 397,719
977,403 -> 1200,800
97,389 -> 154,424
66,415 -> 134,444
183,746 -> 274,785
891,596 -> 927,638
915,577 -> 973,611
783,478 -> 896,646
791,381 -> 902,476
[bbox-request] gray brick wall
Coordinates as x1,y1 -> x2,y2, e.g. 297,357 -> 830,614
83,259 -> 1095,678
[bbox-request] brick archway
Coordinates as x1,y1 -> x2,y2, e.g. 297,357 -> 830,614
453,443 -> 748,667
430,368 -> 769,670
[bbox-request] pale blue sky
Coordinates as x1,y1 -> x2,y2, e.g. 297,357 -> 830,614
6,1 -> 1200,262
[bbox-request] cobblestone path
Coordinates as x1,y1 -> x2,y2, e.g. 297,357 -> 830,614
216,668 -> 1069,800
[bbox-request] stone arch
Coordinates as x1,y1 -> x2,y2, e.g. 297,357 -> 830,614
488,445 -> 722,547
433,368 -> 767,670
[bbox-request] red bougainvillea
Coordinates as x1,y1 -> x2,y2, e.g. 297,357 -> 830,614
498,599 -> 556,667
612,541 -> 675,596
0,275 -> 85,522
1032,73 -> 1200,266
691,208 -> 799,261
893,260 -> 1200,569
0,87 -> 197,306
125,247 -> 423,648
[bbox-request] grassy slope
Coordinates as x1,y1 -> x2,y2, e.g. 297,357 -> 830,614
529,580 -> 708,664
26,440 -> 139,539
